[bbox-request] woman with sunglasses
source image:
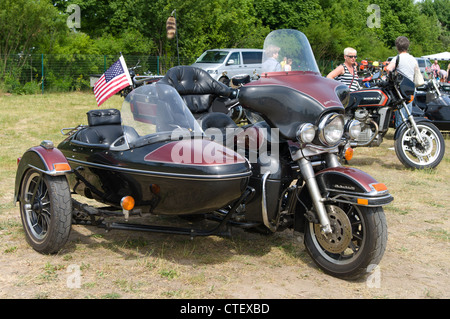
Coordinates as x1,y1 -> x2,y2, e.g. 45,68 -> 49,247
327,47 -> 361,92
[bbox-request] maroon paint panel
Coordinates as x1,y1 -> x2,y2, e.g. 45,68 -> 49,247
30,146 -> 70,172
144,139 -> 245,165
318,166 -> 379,193
250,72 -> 343,108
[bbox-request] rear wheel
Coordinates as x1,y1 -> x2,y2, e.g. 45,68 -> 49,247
304,203 -> 387,280
394,122 -> 445,169
19,169 -> 72,254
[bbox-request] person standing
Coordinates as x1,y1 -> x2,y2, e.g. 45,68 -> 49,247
431,59 -> 441,79
327,47 -> 361,92
262,45 -> 281,72
386,36 -> 417,128
447,63 -> 450,83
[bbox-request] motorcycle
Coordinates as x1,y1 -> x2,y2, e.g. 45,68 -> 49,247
413,79 -> 450,131
14,29 -> 393,280
343,71 -> 445,169
119,60 -> 163,97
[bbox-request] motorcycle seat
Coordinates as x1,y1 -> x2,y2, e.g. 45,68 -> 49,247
158,66 -> 237,118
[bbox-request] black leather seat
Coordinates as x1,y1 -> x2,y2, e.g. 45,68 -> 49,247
158,66 -> 239,132
75,109 -> 123,146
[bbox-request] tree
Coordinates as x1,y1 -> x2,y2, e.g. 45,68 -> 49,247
0,0 -> 66,77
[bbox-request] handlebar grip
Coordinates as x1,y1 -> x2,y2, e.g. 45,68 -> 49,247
229,88 -> 238,99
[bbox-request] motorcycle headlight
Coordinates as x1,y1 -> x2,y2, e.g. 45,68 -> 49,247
318,113 -> 344,147
346,119 -> 361,139
296,123 -> 316,143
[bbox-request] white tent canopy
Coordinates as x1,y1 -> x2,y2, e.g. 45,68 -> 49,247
421,52 -> 450,61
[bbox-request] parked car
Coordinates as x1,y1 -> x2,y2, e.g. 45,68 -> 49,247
416,57 -> 433,79
192,48 -> 263,85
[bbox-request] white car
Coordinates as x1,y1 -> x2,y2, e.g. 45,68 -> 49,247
192,48 -> 263,85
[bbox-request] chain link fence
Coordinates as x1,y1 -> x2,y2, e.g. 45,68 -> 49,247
1,53 -> 335,94
0,54 -> 195,94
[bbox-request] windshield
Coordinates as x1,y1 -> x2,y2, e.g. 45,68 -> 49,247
261,29 -> 319,73
196,50 -> 229,63
122,83 -> 202,145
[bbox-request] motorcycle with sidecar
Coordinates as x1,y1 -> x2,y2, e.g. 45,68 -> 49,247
15,29 -> 393,279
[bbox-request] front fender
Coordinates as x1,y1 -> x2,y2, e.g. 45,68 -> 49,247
14,142 -> 71,202
315,166 -> 394,207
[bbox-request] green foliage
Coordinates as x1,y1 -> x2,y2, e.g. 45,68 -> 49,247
1,0 -> 449,93
0,0 -> 65,77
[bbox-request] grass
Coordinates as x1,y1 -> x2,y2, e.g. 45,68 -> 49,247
0,91 -> 449,299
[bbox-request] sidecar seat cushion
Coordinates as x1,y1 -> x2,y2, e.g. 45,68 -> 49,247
76,125 -> 123,146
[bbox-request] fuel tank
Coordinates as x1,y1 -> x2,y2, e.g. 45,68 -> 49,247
347,89 -> 389,109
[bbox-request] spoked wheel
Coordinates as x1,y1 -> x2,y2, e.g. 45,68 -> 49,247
304,203 -> 387,280
394,122 -> 445,169
19,169 -> 72,254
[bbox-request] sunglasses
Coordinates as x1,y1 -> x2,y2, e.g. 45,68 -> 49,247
347,55 -> 357,59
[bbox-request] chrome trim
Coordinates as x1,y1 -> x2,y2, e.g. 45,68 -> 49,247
318,113 -> 345,147
299,158 -> 332,234
327,193 -> 394,207
261,171 -> 277,232
67,158 -> 251,181
28,164 -> 71,177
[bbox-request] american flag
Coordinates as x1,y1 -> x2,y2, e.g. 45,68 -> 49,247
94,56 -> 132,107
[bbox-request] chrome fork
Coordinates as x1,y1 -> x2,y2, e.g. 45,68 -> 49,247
298,158 -> 332,235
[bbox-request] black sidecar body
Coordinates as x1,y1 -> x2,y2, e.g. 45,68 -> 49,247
15,84 -> 251,219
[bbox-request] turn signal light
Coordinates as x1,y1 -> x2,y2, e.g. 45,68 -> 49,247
357,198 -> 369,205
121,196 -> 135,211
371,183 -> 388,192
54,163 -> 71,171
344,147 -> 354,161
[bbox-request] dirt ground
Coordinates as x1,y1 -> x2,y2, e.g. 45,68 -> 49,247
0,134 -> 448,301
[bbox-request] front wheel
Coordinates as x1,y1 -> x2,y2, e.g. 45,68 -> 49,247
394,122 -> 445,169
304,203 -> 387,280
19,169 -> 72,254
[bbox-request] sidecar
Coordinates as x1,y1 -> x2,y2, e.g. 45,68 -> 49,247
14,83 -> 251,254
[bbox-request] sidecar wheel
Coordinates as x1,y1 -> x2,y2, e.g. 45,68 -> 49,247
19,169 -> 72,254
304,203 -> 387,280
394,122 -> 445,169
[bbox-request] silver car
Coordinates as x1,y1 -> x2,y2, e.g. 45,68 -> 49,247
192,48 -> 263,85
416,57 -> 433,79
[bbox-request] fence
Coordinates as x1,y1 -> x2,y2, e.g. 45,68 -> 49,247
0,53 -> 336,94
0,54 -> 195,94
